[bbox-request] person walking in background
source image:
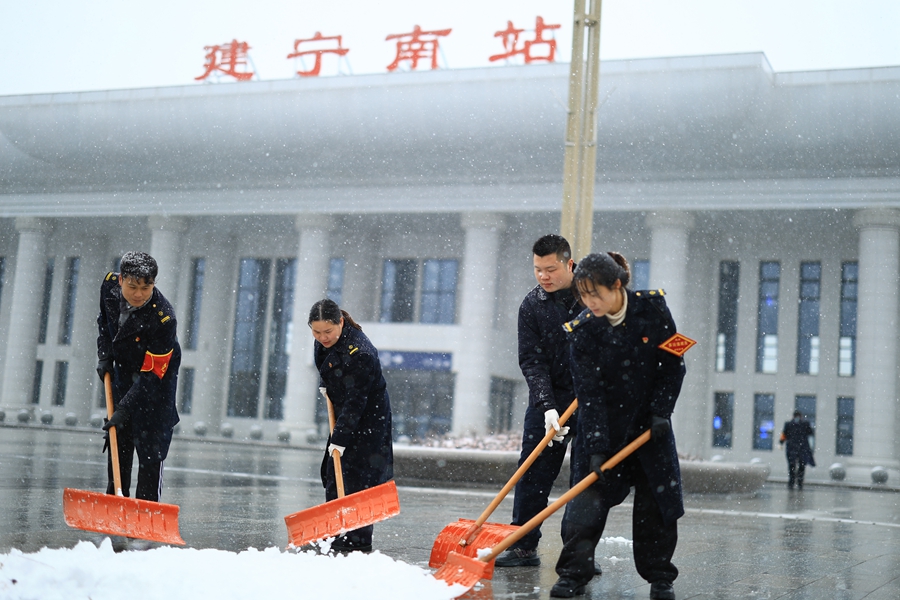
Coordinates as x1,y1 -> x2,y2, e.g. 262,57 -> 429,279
309,298 -> 393,553
780,410 -> 815,489
551,252 -> 686,600
96,251 -> 181,502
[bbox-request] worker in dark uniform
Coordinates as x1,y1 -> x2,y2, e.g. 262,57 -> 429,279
780,410 -> 815,489
551,252 -> 686,600
496,234 -> 591,570
309,298 -> 393,553
97,251 -> 180,502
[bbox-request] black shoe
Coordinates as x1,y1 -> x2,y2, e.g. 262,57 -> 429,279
330,541 -> 372,554
593,561 -> 602,576
550,577 -> 586,598
650,580 -> 675,600
494,547 -> 540,567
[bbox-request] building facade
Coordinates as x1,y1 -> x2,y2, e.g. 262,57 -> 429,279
1,53 -> 899,481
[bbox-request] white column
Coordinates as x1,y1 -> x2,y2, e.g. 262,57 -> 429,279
646,210 -> 695,324
451,212 -> 505,436
280,215 -> 334,443
852,208 -> 900,468
1,218 -> 50,408
148,215 -> 188,309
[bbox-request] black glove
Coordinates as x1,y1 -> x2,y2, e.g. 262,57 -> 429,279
96,358 -> 113,381
589,454 -> 608,484
102,407 -> 130,431
651,415 -> 671,440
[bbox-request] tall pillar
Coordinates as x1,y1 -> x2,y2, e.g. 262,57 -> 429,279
1,218 -> 50,408
646,210 -> 695,324
281,215 -> 334,442
148,215 -> 188,309
852,208 -> 900,468
451,212 -> 505,435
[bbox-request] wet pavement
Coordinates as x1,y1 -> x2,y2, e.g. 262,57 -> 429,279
2,425 -> 899,599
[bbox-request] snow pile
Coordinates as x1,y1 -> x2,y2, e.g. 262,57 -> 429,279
400,432 -> 523,451
0,539 -> 464,600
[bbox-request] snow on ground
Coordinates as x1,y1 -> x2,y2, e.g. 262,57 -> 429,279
0,538 -> 465,600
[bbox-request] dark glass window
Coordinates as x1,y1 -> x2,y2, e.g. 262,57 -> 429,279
712,392 -> 734,448
489,377 -> 516,433
383,370 -> 454,439
32,360 -> 44,405
326,258 -> 345,305
756,262 -> 780,373
380,259 -> 417,323
752,393 -> 775,450
265,258 -> 296,420
420,259 -> 458,324
839,262 -> 858,377
179,367 -> 195,415
38,258 -> 55,344
227,258 -> 271,418
58,257 -> 80,345
716,261 -> 740,372
796,262 -> 821,374
794,395 -> 817,431
632,260 -> 650,290
184,258 -> 205,351
53,361 -> 69,406
836,396 -> 854,456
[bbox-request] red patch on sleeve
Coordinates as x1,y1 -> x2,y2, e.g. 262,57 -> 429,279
140,349 -> 174,379
658,333 -> 697,357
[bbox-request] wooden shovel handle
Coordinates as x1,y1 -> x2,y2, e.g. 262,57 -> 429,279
463,399 -> 579,545
324,391 -> 345,498
104,372 -> 124,497
482,429 -> 652,563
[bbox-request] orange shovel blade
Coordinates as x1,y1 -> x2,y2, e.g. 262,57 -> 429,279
284,480 -> 400,547
63,487 -> 185,545
433,550 -> 490,591
429,518 -> 518,579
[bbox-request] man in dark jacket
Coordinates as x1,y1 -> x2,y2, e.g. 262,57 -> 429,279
495,234 -> 584,568
780,410 -> 815,489
97,251 -> 180,502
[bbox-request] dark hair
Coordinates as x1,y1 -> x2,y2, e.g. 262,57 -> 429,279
308,298 -> 363,331
119,251 -> 158,284
793,409 -> 802,418
532,234 -> 572,262
572,252 -> 631,300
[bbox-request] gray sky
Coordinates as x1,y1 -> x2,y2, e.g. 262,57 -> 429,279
1,0 -> 898,96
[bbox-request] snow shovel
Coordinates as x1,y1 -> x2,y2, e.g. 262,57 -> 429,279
434,429 -> 652,593
429,399 -> 578,576
283,389 -> 401,548
63,372 -> 185,545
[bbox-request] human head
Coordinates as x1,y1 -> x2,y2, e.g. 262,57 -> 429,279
308,299 -> 362,348
572,252 -> 631,316
793,409 -> 802,419
118,251 -> 157,307
532,234 -> 574,293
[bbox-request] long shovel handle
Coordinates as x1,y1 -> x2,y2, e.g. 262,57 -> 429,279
324,391 -> 345,498
463,399 -> 579,545
481,429 -> 652,563
104,372 -> 124,497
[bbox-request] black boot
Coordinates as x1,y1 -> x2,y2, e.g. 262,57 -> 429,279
550,577 -> 586,598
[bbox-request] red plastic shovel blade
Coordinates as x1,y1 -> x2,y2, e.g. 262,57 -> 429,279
433,550 -> 489,591
428,518 -> 518,579
63,487 -> 185,545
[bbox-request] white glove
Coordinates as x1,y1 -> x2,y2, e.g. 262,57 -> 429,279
544,409 -> 570,447
319,387 -> 328,398
328,443 -> 345,457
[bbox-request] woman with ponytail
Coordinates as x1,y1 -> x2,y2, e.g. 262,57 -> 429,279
308,298 -> 393,553
550,252 -> 686,600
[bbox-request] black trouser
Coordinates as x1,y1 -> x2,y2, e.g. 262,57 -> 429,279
556,456 -> 678,586
106,420 -> 164,502
323,454 -> 375,548
787,457 -> 806,488
509,404 -> 576,551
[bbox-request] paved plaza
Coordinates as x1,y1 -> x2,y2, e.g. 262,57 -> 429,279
1,425 -> 898,599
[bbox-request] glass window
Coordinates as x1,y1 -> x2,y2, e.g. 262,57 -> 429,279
58,257 -> 80,346
184,258 -> 205,351
38,258 -> 55,344
31,360 -> 43,405
712,392 -> 734,448
756,262 -> 780,373
326,258 -> 345,305
632,260 -> 650,290
421,259 -> 458,324
839,262 -> 858,377
716,261 -> 740,372
836,396 -> 854,456
794,395 -> 817,431
796,262 -> 821,374
382,369 -> 455,439
489,377 -> 516,434
179,367 -> 195,415
380,259 -> 417,323
265,258 -> 296,420
227,258 -> 271,418
753,393 -> 775,450
53,361 -> 69,406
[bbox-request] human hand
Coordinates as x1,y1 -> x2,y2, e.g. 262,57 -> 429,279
544,409 -> 570,447
96,358 -> 113,381
589,454 -> 608,483
650,415 -> 670,440
328,443 -> 345,457
102,408 -> 129,431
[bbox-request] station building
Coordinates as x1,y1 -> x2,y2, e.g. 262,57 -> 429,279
1,52 -> 899,481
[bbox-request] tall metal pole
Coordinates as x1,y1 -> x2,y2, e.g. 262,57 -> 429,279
560,0 -> 602,260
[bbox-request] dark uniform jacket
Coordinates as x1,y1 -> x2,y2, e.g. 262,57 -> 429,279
566,289 -> 686,525
315,325 -> 393,491
518,284 -> 580,413
97,272 -> 181,463
782,418 -> 816,466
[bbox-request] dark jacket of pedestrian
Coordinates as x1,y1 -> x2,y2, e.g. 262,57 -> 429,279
781,416 -> 816,467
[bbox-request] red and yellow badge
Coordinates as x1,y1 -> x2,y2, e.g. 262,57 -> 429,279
141,349 -> 174,379
658,333 -> 697,357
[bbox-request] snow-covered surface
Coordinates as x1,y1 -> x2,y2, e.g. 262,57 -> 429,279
0,539 -> 464,600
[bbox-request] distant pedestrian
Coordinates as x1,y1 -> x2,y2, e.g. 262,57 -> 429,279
780,410 -> 815,489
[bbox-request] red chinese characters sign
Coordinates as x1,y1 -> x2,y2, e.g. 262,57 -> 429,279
287,32 -> 349,77
195,39 -> 255,81
385,25 -> 452,72
490,16 -> 560,64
